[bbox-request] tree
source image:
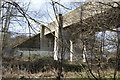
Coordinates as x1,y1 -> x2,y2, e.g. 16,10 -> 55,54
0,0 -> 45,56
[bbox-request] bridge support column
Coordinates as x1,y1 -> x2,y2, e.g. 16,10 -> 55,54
83,45 -> 86,62
54,14 -> 63,61
70,40 -> 73,62
40,25 -> 45,50
54,28 -> 59,60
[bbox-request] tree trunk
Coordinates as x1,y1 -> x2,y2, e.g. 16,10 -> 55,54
0,0 -> 3,79
117,28 -> 120,70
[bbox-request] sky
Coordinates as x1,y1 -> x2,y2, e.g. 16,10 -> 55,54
10,0 -> 118,35
9,0 -> 85,35
9,0 -> 52,35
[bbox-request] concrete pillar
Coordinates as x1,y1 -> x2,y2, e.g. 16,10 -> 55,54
54,25 -> 59,60
54,14 -> 63,60
83,45 -> 86,62
70,40 -> 73,62
40,25 -> 45,50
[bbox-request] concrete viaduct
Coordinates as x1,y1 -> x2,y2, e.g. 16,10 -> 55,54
14,2 -> 120,61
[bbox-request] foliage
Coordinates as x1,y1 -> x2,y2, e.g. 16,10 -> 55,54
19,75 -> 26,79
63,63 -> 86,72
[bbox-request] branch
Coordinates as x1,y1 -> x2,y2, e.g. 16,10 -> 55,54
54,1 -> 72,10
5,1 -> 37,34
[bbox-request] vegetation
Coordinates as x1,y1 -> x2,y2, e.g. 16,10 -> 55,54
1,0 -> 120,80
2,55 -> 120,79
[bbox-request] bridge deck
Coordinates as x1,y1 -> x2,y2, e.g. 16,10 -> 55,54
44,2 -> 120,35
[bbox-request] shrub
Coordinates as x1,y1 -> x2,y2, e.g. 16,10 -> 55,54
63,63 -> 84,72
19,75 -> 26,79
